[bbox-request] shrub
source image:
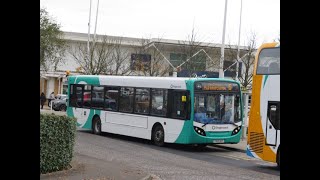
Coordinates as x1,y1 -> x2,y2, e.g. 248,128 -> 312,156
40,114 -> 76,174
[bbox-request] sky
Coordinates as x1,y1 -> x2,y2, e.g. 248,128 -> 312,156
40,0 -> 279,47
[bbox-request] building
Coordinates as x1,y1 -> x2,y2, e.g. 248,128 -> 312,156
40,31 -> 249,99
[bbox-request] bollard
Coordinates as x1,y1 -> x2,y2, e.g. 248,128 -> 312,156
242,93 -> 248,140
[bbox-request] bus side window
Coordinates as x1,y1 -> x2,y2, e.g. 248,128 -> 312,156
150,89 -> 167,116
70,85 -> 83,108
119,87 -> 134,113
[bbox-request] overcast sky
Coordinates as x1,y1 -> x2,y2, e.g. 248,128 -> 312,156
40,0 -> 279,47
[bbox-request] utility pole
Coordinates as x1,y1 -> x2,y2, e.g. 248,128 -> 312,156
93,0 -> 100,47
87,0 -> 92,62
236,0 -> 243,80
219,0 -> 228,78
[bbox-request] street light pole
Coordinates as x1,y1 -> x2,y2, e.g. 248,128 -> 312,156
87,0 -> 92,61
219,0 -> 228,78
93,0 -> 100,47
236,0 -> 243,80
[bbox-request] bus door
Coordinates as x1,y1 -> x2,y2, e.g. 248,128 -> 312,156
70,85 -> 83,121
266,102 -> 280,146
168,90 -> 190,120
81,85 -> 92,123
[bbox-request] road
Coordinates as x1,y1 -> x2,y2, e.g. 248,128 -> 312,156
75,130 -> 280,180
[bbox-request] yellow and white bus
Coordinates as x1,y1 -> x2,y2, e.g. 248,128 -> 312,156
246,42 -> 280,167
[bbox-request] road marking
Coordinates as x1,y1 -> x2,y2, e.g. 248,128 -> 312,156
207,152 -> 256,161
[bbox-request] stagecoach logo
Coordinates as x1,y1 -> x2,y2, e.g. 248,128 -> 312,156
170,84 -> 181,89
212,126 -> 228,130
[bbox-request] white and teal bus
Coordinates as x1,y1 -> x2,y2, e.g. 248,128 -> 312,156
67,75 -> 243,146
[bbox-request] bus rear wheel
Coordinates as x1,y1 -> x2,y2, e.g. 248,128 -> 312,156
92,116 -> 101,135
153,125 -> 164,146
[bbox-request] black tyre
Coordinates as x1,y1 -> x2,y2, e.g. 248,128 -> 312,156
153,125 -> 165,146
192,144 -> 207,150
60,104 -> 67,111
92,116 -> 102,135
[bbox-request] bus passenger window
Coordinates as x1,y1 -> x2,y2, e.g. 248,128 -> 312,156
135,88 -> 150,114
105,87 -> 119,111
119,87 -> 134,113
83,85 -> 92,108
151,89 -> 167,116
70,85 -> 83,108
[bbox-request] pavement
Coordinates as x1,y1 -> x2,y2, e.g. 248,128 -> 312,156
40,107 -> 248,180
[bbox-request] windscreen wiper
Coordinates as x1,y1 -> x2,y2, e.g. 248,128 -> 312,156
202,122 -> 210,127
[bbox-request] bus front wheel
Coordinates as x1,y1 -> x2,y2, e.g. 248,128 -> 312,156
92,116 -> 101,135
153,125 -> 165,146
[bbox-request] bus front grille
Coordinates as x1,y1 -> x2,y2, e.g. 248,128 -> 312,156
249,132 -> 264,153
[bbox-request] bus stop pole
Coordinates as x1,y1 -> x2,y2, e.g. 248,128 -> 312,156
242,93 -> 248,139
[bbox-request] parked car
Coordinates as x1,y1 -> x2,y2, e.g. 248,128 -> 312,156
52,94 -> 67,111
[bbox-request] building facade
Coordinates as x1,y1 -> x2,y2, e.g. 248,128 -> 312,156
40,31 -> 248,99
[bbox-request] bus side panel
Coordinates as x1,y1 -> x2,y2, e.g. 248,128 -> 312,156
101,112 -> 185,142
67,108 -> 101,130
148,117 -> 185,143
103,112 -> 148,139
261,75 -> 279,163
247,75 -> 277,163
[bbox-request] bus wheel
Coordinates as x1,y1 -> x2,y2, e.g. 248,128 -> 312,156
192,144 -> 207,150
153,125 -> 164,146
92,116 -> 101,135
60,104 -> 66,111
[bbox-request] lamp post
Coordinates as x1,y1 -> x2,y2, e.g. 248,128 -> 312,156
93,0 -> 100,47
236,0 -> 243,80
87,0 -> 92,61
219,0 -> 228,78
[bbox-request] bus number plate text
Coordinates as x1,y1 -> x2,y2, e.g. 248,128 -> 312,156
213,139 -> 224,143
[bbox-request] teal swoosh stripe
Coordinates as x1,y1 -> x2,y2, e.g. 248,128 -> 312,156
263,75 -> 269,88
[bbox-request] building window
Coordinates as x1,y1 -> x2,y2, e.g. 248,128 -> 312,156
62,83 -> 68,94
170,53 -> 206,74
131,54 -> 151,71
170,53 -> 187,67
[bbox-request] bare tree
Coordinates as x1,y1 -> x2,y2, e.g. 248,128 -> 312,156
131,37 -> 171,76
237,33 -> 257,90
175,27 -> 220,77
70,35 -> 114,75
109,37 -> 132,75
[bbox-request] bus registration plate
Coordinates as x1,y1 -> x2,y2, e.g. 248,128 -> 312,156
213,139 -> 224,143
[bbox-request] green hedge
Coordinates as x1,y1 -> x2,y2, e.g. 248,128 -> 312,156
40,114 -> 77,174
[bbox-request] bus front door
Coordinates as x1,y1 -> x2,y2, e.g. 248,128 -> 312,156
266,102 -> 279,146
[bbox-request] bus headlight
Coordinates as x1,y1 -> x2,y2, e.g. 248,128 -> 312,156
231,126 -> 242,135
194,126 -> 206,136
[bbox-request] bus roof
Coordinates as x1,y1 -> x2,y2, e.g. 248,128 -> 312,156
68,75 -> 239,90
